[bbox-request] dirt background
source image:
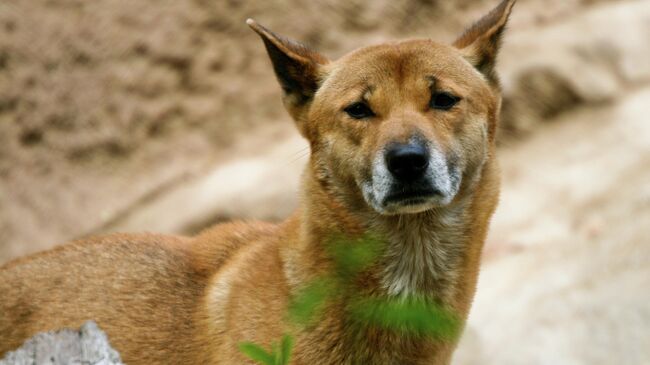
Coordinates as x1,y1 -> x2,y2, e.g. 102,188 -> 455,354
1,0 -> 649,363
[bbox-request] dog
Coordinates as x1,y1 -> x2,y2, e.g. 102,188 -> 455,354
0,0 -> 514,363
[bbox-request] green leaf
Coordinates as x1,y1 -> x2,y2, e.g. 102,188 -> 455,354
271,342 -> 281,365
327,234 -> 385,280
347,296 -> 461,340
278,334 -> 294,365
238,342 -> 275,365
288,277 -> 336,325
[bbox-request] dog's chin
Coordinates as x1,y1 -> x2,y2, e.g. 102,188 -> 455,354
381,193 -> 456,215
382,199 -> 437,215
363,190 -> 457,216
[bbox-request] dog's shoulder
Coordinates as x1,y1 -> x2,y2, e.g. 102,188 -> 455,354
188,220 -> 280,278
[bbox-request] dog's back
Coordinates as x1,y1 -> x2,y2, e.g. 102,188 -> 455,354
0,221 -> 275,363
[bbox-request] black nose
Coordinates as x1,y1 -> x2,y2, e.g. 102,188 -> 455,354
385,143 -> 429,182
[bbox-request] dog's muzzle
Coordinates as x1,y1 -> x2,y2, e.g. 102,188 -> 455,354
361,140 -> 462,215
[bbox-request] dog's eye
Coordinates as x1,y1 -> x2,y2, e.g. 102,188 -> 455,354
344,102 -> 374,119
430,92 -> 460,110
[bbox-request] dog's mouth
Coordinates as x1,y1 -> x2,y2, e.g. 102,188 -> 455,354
381,188 -> 443,214
384,188 -> 441,205
361,179 -> 459,215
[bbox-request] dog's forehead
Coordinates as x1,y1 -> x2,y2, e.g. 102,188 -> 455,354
325,39 -> 481,88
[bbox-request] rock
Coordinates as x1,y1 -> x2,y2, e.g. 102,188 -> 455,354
0,321 -> 123,365
498,0 -> 650,137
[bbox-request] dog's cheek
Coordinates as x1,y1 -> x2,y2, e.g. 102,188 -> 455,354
455,115 -> 490,190
329,132 -> 369,191
313,135 -> 348,185
314,116 -> 377,199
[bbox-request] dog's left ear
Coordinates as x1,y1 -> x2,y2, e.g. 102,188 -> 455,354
453,0 -> 515,86
247,19 -> 328,120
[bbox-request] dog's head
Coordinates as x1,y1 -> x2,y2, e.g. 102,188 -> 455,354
249,0 -> 514,215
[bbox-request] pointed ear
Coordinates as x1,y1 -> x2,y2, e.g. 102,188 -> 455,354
453,0 -> 515,86
247,19 -> 328,116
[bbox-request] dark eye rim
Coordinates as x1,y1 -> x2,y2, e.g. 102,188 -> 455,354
430,92 -> 461,110
344,102 -> 375,119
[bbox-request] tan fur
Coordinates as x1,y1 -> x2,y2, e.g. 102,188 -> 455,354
0,1 -> 514,364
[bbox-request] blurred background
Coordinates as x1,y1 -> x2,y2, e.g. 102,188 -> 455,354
1,0 -> 649,363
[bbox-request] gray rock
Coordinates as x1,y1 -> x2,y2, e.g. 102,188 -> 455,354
0,321 -> 123,365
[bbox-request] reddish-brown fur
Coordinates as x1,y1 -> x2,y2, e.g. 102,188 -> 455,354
0,1 -> 514,363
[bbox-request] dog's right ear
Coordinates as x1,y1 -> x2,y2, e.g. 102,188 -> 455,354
247,19 -> 328,120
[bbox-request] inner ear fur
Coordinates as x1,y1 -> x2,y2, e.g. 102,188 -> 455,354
247,19 -> 328,116
453,0 -> 516,86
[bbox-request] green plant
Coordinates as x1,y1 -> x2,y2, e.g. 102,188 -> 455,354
348,296 -> 460,339
239,233 -> 460,364
239,334 -> 294,365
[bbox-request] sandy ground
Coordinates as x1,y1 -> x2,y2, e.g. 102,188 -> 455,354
0,0 -> 630,261
1,0 -> 650,363
455,85 -> 650,365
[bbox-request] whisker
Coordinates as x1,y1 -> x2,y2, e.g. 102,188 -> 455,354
287,147 -> 310,158
284,151 -> 310,166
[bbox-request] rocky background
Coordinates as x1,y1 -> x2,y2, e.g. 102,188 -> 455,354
1,0 -> 649,363
0,322 -> 123,365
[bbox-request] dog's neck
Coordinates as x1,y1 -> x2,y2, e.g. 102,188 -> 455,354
374,203 -> 470,300
279,162 -> 492,364
293,165 -> 474,303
